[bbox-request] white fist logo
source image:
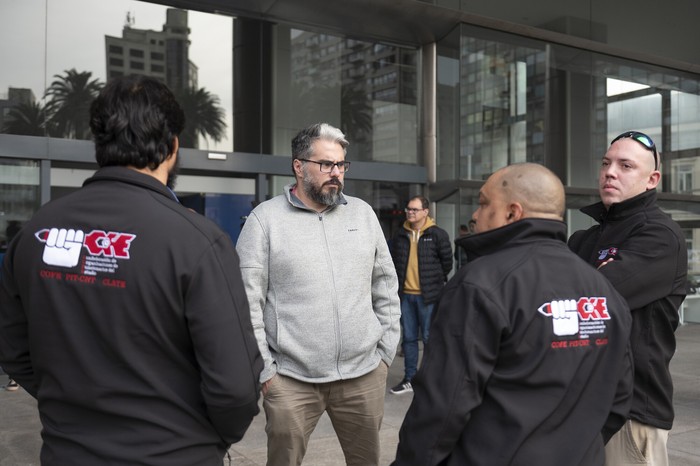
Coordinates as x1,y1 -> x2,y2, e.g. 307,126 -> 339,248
42,228 -> 85,268
550,299 -> 579,336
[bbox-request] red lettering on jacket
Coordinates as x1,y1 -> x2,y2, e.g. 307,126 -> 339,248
84,231 -> 136,258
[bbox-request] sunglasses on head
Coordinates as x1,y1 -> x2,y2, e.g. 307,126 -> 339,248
610,131 -> 658,170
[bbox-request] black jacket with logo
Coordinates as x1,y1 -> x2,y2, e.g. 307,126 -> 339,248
391,223 -> 453,304
0,167 -> 263,466
568,189 -> 687,430
393,219 -> 633,466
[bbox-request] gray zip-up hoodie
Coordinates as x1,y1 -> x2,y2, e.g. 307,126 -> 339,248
236,184 -> 401,384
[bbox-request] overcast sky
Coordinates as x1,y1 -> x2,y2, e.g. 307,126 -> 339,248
0,0 -> 234,151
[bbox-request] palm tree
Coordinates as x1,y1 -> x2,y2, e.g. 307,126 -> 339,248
175,86 -> 227,149
44,69 -> 103,140
2,101 -> 56,136
340,84 -> 372,137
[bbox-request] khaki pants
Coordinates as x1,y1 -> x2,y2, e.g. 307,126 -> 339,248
605,419 -> 670,466
263,363 -> 388,466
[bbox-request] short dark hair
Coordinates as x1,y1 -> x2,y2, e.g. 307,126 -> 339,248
291,123 -> 348,164
408,195 -> 429,210
89,75 -> 185,169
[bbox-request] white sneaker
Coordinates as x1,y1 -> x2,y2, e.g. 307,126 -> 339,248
5,379 -> 19,391
390,379 -> 412,395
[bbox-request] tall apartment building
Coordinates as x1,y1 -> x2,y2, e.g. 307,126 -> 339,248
0,88 -> 36,132
105,8 -> 197,92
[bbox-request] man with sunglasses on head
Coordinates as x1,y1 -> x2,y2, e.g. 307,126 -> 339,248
569,131 -> 688,466
236,123 -> 401,466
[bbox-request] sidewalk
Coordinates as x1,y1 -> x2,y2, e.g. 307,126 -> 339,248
2,324 -> 700,465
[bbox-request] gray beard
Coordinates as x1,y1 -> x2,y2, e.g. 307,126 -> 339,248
302,169 -> 343,206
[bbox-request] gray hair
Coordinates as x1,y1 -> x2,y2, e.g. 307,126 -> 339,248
291,123 -> 348,161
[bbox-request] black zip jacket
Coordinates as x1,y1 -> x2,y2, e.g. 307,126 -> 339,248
391,223 -> 453,304
393,219 -> 633,466
0,167 -> 263,466
568,189 -> 687,430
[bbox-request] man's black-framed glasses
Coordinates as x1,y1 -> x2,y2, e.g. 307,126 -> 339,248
298,158 -> 350,173
610,131 -> 659,170
404,207 -> 425,214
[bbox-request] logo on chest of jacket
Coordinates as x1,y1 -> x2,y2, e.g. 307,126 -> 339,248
597,247 -> 618,261
537,297 -> 611,346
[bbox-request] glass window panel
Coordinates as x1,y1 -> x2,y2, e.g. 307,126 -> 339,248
271,26 -> 419,164
671,91 -> 700,152
1,0 -> 233,150
437,25 -> 547,181
607,93 -> 661,142
0,159 -> 41,254
0,1 -> 48,137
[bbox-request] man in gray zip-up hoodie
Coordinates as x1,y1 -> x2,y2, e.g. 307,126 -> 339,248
236,123 -> 401,466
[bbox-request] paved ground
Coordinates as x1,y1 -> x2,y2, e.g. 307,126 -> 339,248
2,323 -> 700,465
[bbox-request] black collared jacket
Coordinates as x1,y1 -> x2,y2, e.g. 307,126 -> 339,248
393,219 -> 633,466
391,222 -> 453,304
569,189 -> 687,430
0,167 -> 263,466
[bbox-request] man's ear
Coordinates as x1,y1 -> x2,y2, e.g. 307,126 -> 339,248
163,136 -> 179,172
647,170 -> 661,190
507,202 -> 524,223
293,158 -> 304,178
169,136 -> 180,160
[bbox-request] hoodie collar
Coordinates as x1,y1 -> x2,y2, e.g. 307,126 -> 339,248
403,216 -> 436,233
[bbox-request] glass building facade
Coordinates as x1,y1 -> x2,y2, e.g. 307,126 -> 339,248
2,0 -> 700,287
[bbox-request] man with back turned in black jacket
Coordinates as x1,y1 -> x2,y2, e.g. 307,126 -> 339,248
393,163 -> 633,466
0,75 -> 263,466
